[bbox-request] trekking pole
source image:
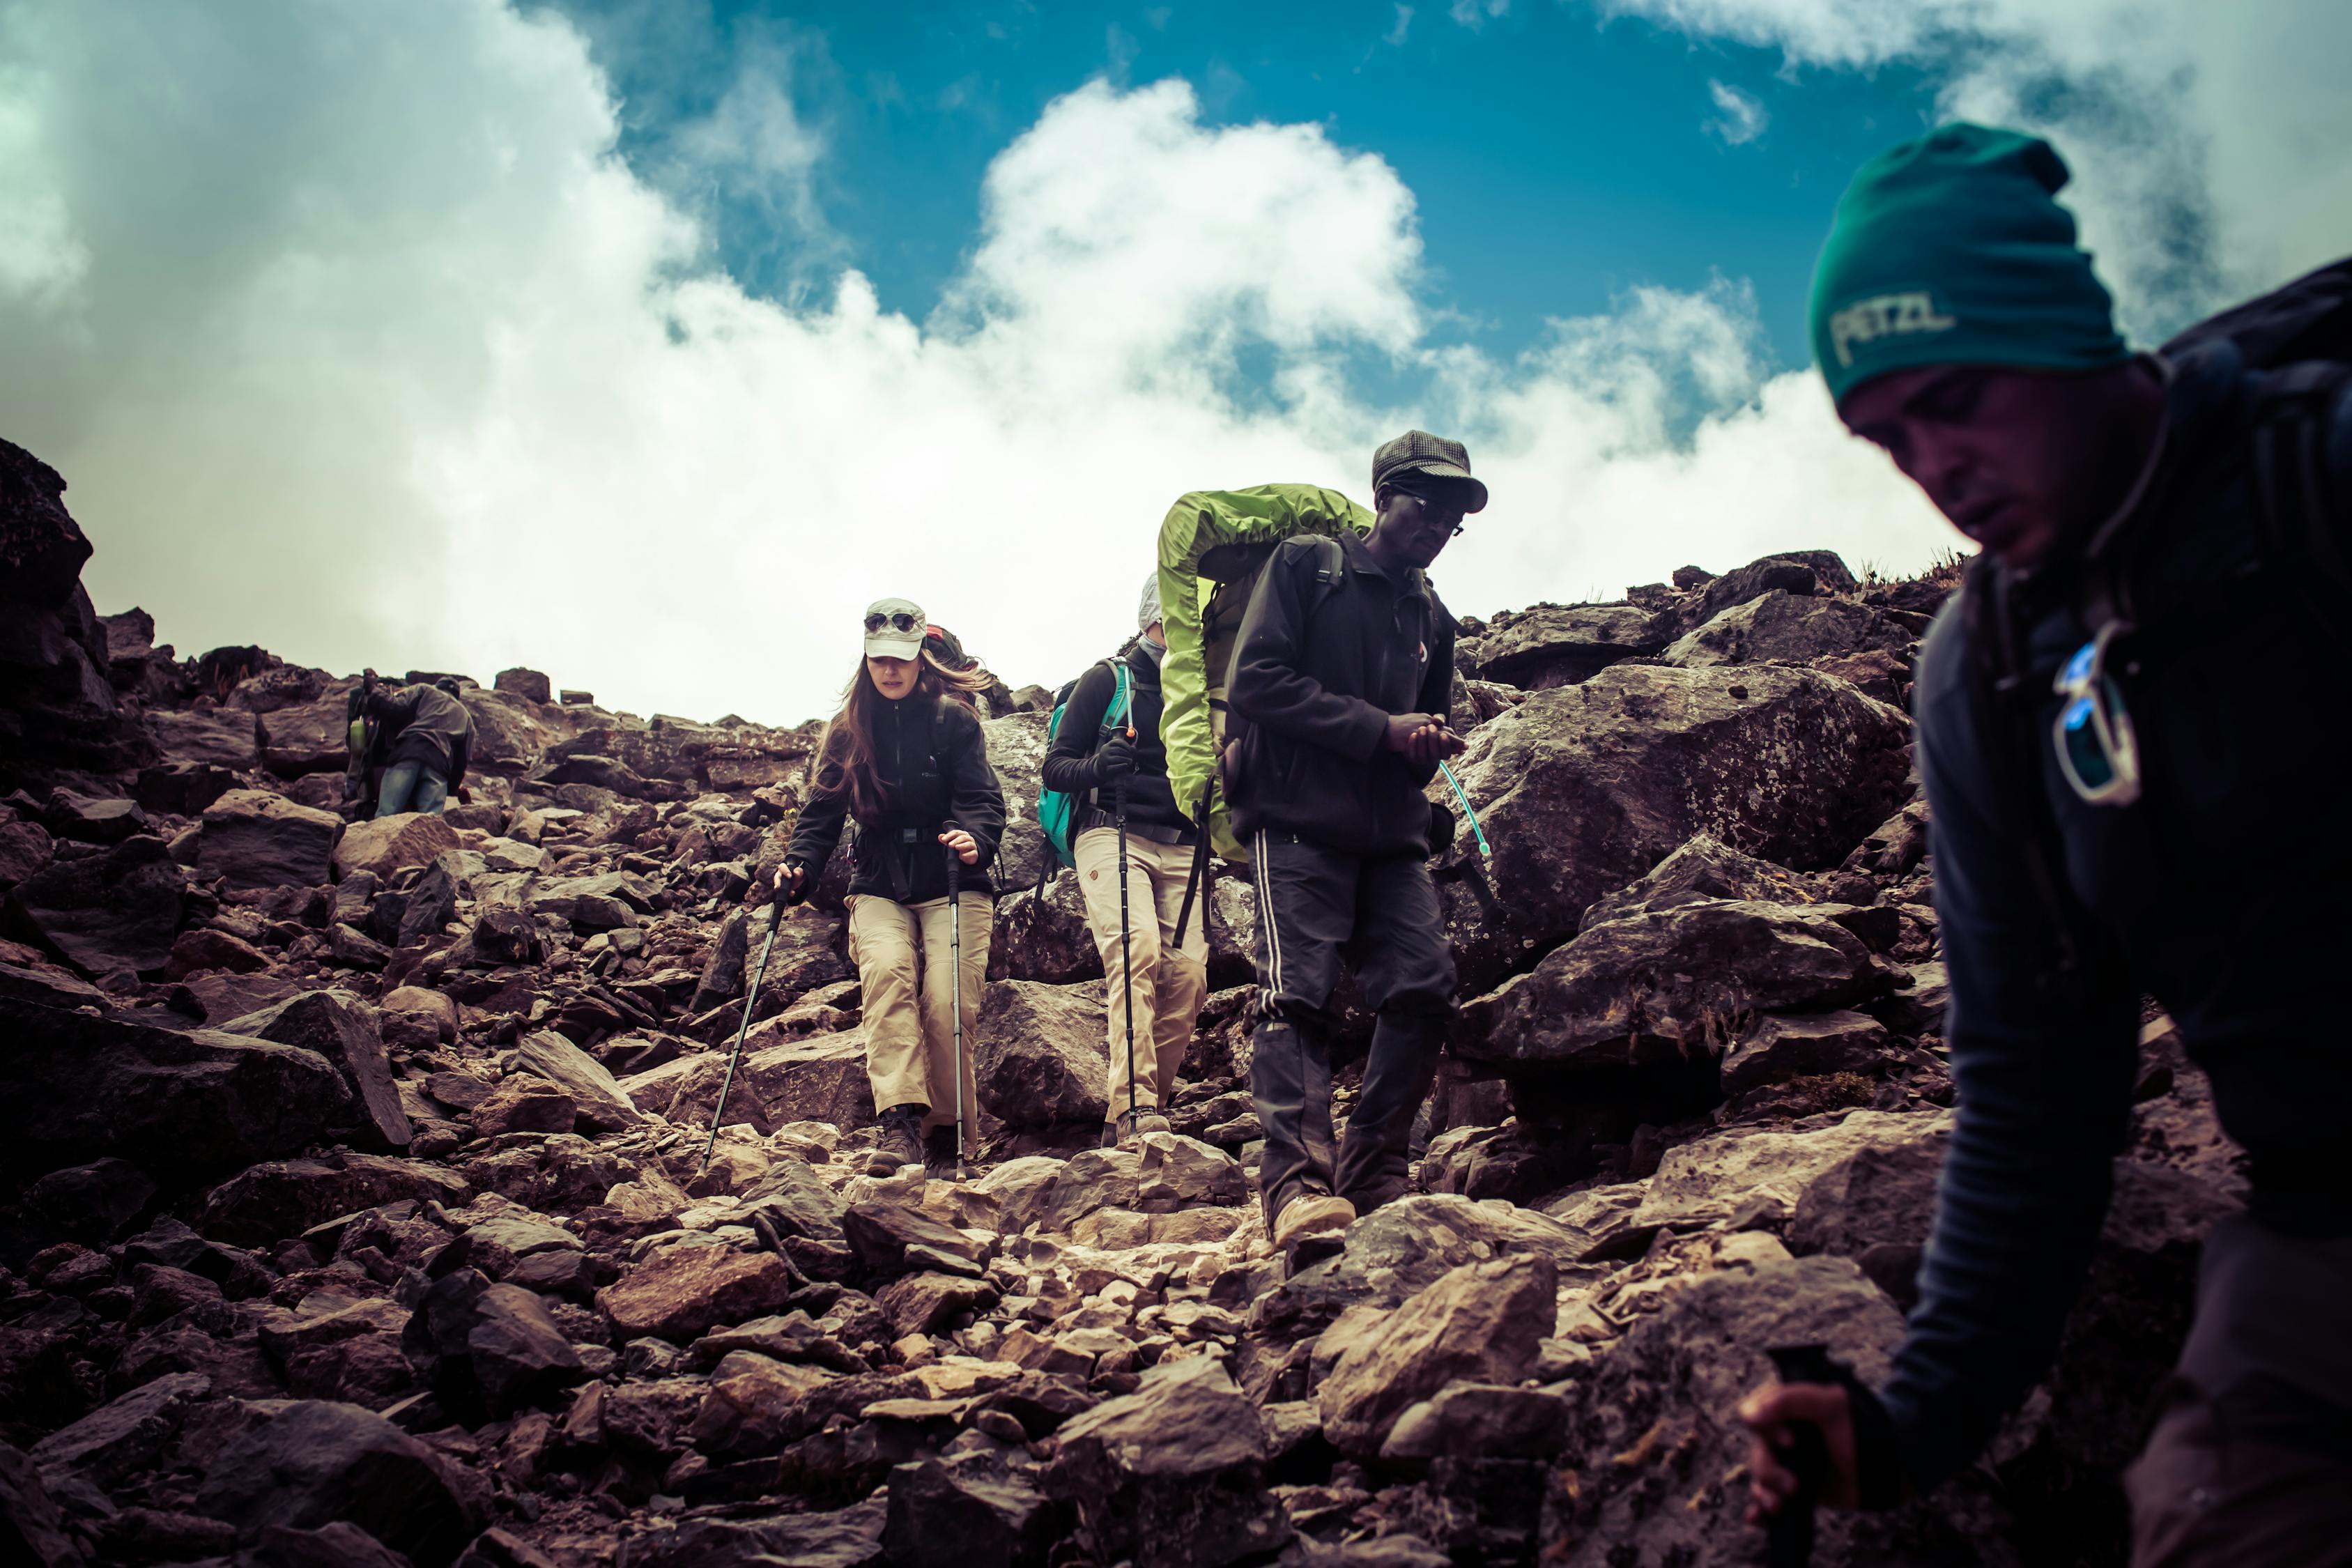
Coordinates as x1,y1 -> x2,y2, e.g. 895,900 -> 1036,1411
943,822 -> 968,1180
1171,784 -> 1213,948
1762,1344 -> 1840,1568
702,876 -> 802,1171
1116,774 -> 1137,1131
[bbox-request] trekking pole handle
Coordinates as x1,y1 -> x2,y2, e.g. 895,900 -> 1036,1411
1436,761 -> 1492,858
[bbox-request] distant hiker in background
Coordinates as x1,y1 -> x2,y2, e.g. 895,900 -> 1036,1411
1040,571 -> 1210,1148
362,673 -> 475,818
1228,431 -> 1480,1251
778,597 -> 1006,1179
1737,123 -> 2352,1565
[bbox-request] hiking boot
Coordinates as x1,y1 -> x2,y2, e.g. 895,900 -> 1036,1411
1104,1109 -> 1174,1150
1272,1192 -> 1356,1250
924,1125 -> 963,1182
868,1105 -> 925,1175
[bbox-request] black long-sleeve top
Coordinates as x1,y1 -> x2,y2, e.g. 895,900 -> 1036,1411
1886,341 -> 2352,1486
784,693 -> 1006,903
1039,642 -> 1191,832
1226,530 -> 1454,858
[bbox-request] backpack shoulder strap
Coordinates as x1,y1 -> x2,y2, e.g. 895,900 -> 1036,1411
2247,364 -> 2352,614
1098,657 -> 1135,739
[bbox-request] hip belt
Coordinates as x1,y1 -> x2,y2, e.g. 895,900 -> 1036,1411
1078,806 -> 1195,847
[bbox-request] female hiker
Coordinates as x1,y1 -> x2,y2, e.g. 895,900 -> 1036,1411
778,597 -> 1006,1178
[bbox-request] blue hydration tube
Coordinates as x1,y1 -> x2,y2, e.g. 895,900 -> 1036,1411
1436,760 -> 1491,858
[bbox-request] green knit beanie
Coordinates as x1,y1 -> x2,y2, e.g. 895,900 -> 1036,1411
1808,123 -> 2131,404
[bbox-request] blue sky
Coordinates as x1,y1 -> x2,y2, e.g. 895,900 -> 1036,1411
562,0 -> 1938,373
2,1 -> 2344,723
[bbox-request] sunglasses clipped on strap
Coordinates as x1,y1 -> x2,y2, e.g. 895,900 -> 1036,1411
864,610 -> 921,635
2053,620 -> 2142,806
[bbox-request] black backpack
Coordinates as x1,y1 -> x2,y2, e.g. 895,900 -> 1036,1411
1960,256 -> 2352,970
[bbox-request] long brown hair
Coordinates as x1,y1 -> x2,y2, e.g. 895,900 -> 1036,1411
810,651 -> 994,819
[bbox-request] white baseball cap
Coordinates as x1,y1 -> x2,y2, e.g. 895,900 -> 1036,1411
863,597 -> 927,660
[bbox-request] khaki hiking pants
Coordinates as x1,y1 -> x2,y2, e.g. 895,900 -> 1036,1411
1074,826 -> 1208,1122
845,891 -> 990,1138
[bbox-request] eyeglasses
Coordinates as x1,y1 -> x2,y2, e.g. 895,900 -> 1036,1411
864,610 -> 921,635
2053,621 -> 2141,806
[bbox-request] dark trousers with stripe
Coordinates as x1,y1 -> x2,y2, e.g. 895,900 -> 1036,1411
1248,831 -> 1454,1227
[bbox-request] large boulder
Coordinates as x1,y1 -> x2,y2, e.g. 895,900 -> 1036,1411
1042,1355 -> 1289,1568
256,696 -> 358,777
195,1400 -> 480,1567
220,990 -> 412,1150
598,1243 -> 798,1343
1630,1109 -> 1951,1234
636,1028 -> 875,1135
1684,551 -> 1857,629
199,790 -> 341,892
0,998 -> 355,1181
0,439 -> 155,784
334,813 -> 462,881
981,712 -> 1051,893
976,980 -> 1107,1130
194,1152 -> 468,1246
1430,664 -> 1911,995
1576,832 -> 1813,932
147,708 -> 262,769
987,872 -> 1098,985
1661,590 -> 1911,670
1318,1254 -> 1555,1456
1454,899 -> 1884,1079
1539,1256 -> 2016,1567
1456,604 -> 1674,690
5,833 -> 185,976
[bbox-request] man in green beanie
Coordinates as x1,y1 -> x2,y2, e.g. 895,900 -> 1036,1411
1738,123 -> 2352,1564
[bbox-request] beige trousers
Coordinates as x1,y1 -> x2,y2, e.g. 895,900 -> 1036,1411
1073,825 -> 1209,1120
845,891 -> 990,1137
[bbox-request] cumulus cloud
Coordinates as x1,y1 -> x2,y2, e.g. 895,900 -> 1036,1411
1600,0 -> 2352,339
1705,79 -> 1769,145
1451,0 -> 1514,29
1,0 -> 1958,726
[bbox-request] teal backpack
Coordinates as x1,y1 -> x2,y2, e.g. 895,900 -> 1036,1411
1033,658 -> 1135,892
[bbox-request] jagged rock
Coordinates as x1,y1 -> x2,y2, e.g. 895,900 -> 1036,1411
255,696 -> 357,776
599,1243 -> 798,1343
403,1268 -> 587,1420
0,1439 -> 84,1568
976,979 -> 1108,1130
199,791 -> 341,892
1254,1195 -> 1592,1345
0,998 -> 354,1181
1576,833 -> 1813,933
1631,1109 -> 1949,1236
1539,1256 -> 2014,1567
1457,604 -> 1674,690
1431,664 -> 1911,995
468,1077 -> 577,1138
987,871 -> 1097,985
1687,551 -> 1854,628
0,817 -> 54,888
1661,590 -> 1909,669
444,906 -> 544,971
1044,1355 -> 1289,1568
1136,1135 -> 1246,1212
1380,1383 -> 1569,1462
335,813 -> 462,880
196,1400 -> 480,1568
1455,899 -> 1882,1075
1031,1148 -> 1142,1236
843,1201 -> 986,1282
257,1297 -> 415,1403
195,1152 -> 468,1246
18,1158 -> 156,1247
1867,961 -> 1949,1036
639,1028 -> 875,1136
254,1521 -> 416,1568
41,790 -> 147,845
0,958 -> 105,1011
148,707 -> 261,769
494,668 -> 552,704
614,1494 -> 887,1568
326,922 -> 391,970
876,1273 -> 999,1337
690,1351 -> 841,1456
134,760 -> 240,816
514,1029 -> 645,1132
1721,1010 -> 1895,1096
884,1450 -> 1066,1568
162,925 -> 270,979
1319,1254 -> 1554,1456
27,1369 -> 209,1488
5,833 -> 184,976
222,990 -> 413,1150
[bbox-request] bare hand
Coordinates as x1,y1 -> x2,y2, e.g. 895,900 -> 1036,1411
939,828 -> 980,866
1737,1381 -> 1861,1524
1385,713 -> 1466,764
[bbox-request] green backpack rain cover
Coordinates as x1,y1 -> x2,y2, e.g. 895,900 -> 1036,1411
1154,483 -> 1374,861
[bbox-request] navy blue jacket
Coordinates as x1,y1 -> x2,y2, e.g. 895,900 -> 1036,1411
1888,341 -> 2352,1485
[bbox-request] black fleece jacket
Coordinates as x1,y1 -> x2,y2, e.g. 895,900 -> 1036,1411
1039,643 -> 1192,833
785,694 -> 1006,903
1227,530 -> 1454,857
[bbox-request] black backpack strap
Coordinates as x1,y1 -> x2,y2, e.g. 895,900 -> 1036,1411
2247,363 -> 2352,654
1960,555 -> 2082,976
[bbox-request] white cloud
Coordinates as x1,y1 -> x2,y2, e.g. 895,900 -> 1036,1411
1705,79 -> 1769,145
1599,0 -> 2352,339
1385,5 -> 1416,47
0,0 -> 1956,728
1451,0 -> 1513,30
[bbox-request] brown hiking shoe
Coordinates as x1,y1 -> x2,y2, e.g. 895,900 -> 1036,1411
867,1105 -> 925,1175
1272,1192 -> 1356,1250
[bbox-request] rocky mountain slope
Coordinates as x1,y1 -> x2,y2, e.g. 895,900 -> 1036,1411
0,436 -> 2238,1567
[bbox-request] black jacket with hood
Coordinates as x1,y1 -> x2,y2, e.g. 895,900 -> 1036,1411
785,693 -> 1006,903
1227,530 -> 1455,858
1040,641 -> 1191,834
